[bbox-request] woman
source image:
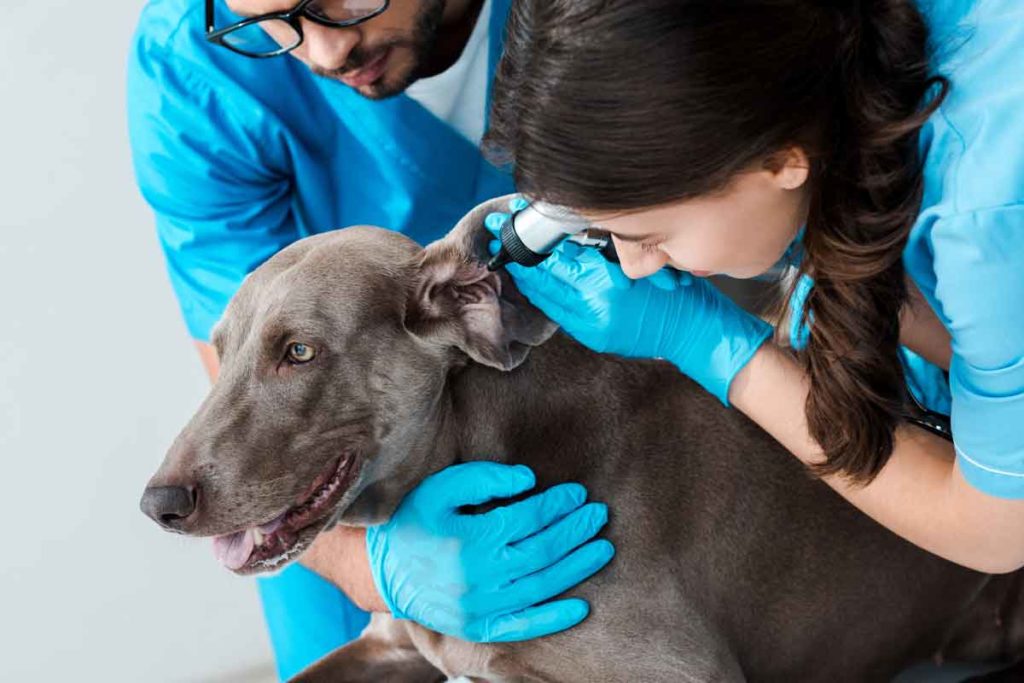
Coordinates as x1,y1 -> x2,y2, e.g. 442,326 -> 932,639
482,0 -> 1024,572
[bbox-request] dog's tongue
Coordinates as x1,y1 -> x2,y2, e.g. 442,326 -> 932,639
212,529 -> 255,570
212,513 -> 288,570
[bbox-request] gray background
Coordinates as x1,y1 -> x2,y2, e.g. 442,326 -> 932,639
0,1 -> 276,680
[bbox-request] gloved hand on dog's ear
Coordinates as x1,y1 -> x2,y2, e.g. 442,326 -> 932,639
365,461 -> 613,642
485,199 -> 773,406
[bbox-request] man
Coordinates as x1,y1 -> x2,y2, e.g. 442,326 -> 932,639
127,0 -> 611,678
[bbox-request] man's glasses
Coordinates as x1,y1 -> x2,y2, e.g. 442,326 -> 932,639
205,0 -> 390,58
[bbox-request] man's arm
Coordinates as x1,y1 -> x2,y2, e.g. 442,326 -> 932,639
195,340 -> 387,612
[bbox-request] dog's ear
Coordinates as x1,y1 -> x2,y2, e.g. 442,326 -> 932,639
406,197 -> 558,371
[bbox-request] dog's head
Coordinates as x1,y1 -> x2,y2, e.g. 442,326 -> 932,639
139,196 -> 557,574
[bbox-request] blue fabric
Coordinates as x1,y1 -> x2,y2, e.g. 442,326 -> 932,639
257,565 -> 371,681
127,0 -> 514,341
787,273 -> 813,352
127,0 -> 515,674
904,0 -> 1024,498
900,347 -> 952,416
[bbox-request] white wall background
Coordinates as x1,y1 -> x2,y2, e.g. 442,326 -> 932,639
0,2 -> 276,680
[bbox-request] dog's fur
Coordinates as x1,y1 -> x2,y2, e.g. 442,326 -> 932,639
144,197 -> 1024,682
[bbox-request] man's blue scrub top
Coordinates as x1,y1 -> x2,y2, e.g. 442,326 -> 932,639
902,0 -> 1024,498
128,0 -> 514,341
127,0 -> 513,679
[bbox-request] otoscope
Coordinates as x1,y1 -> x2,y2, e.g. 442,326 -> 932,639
486,201 -> 618,271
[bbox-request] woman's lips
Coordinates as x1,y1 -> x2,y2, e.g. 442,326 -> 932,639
340,48 -> 391,88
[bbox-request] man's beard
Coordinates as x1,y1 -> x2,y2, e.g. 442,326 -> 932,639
314,0 -> 446,100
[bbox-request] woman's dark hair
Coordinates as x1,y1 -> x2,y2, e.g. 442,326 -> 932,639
485,0 -> 948,482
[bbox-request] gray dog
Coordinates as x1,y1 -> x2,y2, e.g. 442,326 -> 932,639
141,197 -> 1024,682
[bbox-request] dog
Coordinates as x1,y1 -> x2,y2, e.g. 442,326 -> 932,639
141,196 -> 1024,682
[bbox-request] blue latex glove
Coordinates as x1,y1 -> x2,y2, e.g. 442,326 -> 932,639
365,462 -> 613,642
485,204 -> 772,405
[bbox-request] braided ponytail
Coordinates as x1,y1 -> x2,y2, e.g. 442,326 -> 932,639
798,0 -> 948,480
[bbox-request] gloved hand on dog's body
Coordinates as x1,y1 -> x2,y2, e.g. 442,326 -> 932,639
365,461 -> 613,642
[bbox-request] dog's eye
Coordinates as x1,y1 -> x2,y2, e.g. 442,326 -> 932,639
286,343 -> 316,364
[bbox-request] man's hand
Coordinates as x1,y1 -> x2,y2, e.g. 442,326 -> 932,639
301,527 -> 388,612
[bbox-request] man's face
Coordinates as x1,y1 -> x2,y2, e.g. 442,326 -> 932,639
226,0 -> 445,99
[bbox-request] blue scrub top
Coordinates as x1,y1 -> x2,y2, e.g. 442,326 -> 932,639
127,0 -> 514,343
903,0 -> 1024,498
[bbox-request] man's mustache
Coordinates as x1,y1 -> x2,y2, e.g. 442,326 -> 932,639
314,40 -> 410,80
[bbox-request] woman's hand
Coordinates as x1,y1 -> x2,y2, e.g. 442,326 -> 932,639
485,208 -> 772,405
365,462 -> 613,642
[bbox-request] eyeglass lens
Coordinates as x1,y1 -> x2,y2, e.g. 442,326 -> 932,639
219,1 -> 386,56
221,19 -> 301,56
306,0 -> 386,23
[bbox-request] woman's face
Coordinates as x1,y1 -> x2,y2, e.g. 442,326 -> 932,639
580,151 -> 811,280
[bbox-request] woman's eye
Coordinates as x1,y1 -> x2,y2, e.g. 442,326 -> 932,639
286,342 -> 316,364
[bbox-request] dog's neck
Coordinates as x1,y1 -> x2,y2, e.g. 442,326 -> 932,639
340,382 -> 461,525
343,334 -> 675,524
445,334 -> 659,485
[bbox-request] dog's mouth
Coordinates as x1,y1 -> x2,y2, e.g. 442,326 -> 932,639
211,450 -> 362,574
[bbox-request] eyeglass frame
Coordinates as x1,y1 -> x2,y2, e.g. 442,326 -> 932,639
205,0 -> 391,58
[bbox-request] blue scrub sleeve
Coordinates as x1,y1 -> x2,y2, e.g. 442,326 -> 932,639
932,206 -> 1024,498
258,565 -> 371,681
127,36 -> 297,342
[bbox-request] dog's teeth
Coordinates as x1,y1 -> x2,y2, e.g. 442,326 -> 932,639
252,528 -> 264,546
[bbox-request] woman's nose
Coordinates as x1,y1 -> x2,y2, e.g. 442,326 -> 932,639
300,21 -> 361,72
613,238 -> 669,280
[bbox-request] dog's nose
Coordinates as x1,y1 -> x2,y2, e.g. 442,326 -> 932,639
140,485 -> 197,530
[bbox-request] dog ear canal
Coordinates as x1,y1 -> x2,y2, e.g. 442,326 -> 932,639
408,242 -> 557,371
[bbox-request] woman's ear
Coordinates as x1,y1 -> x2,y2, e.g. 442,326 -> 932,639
764,146 -> 811,190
